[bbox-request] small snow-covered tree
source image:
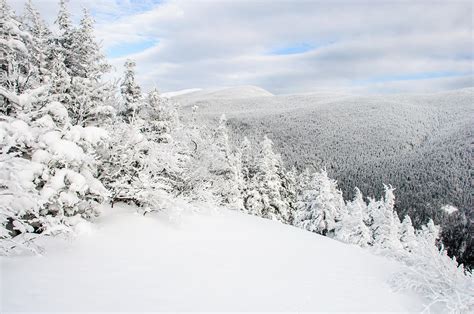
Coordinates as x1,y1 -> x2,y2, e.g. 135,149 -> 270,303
140,88 -> 177,143
294,169 -> 345,235
120,59 -> 142,123
206,114 -> 244,209
335,187 -> 372,247
72,9 -> 109,80
280,166 -> 297,224
249,136 -> 290,222
22,0 -> 52,85
47,50 -> 71,105
240,136 -> 255,182
0,0 -> 34,114
399,215 -> 417,253
99,121 -> 148,206
391,219 -> 473,313
54,0 -> 76,76
370,185 -> 403,252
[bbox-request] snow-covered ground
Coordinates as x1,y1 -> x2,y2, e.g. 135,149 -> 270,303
2,204 -> 426,312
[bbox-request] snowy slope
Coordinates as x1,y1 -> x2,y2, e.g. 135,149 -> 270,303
174,85 -> 274,105
161,88 -> 202,98
1,204 -> 426,312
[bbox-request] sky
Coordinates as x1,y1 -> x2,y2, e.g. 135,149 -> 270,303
11,0 -> 474,94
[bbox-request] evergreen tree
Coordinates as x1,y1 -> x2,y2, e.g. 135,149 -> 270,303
141,89 -> 176,143
335,187 -> 372,247
250,136 -> 290,222
207,114 -> 243,209
280,166 -> 297,224
0,0 -> 33,114
54,0 -> 76,76
73,9 -> 108,80
370,185 -> 403,251
417,218 -> 440,249
22,0 -> 52,85
48,51 -> 70,105
120,59 -> 142,123
240,136 -> 254,182
294,169 -> 345,235
399,215 -> 417,253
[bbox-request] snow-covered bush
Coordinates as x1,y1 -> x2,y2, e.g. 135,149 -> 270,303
391,222 -> 473,313
0,106 -> 108,254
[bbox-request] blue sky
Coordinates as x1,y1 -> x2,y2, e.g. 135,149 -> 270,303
12,0 -> 474,94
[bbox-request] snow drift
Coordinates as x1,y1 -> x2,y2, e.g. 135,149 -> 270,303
2,204 -> 426,312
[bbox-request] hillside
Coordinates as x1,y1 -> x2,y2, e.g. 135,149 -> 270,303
174,85 -> 274,104
1,204 -> 426,312
178,88 -> 473,229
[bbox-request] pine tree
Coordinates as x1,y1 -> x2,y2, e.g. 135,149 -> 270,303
294,169 -> 345,235
399,215 -> 417,253
48,51 -> 71,105
22,0 -> 52,85
0,0 -> 33,114
335,187 -> 372,247
54,0 -> 76,76
370,185 -> 403,251
207,114 -> 244,209
251,136 -> 290,222
120,59 -> 142,123
141,88 -> 176,143
240,136 -> 254,182
280,166 -> 297,224
417,218 -> 440,249
72,9 -> 108,80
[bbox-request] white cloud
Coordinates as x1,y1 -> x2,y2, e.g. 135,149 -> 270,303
10,0 -> 474,94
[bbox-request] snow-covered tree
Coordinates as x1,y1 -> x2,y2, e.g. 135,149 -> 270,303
47,50 -> 71,105
391,219 -> 473,312
22,0 -> 52,85
0,0 -> 34,114
120,59 -> 141,123
99,121 -> 150,207
417,218 -> 440,249
54,0 -> 76,76
72,9 -> 109,80
399,215 -> 417,253
370,185 -> 403,251
294,169 -> 345,235
0,97 -> 109,254
140,89 -> 177,143
206,115 -> 244,209
247,136 -> 290,222
335,187 -> 372,247
240,136 -> 254,182
280,166 -> 297,224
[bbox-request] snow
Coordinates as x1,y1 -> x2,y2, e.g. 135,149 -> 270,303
174,85 -> 274,104
1,204 -> 426,312
442,205 -> 458,215
161,88 -> 202,98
